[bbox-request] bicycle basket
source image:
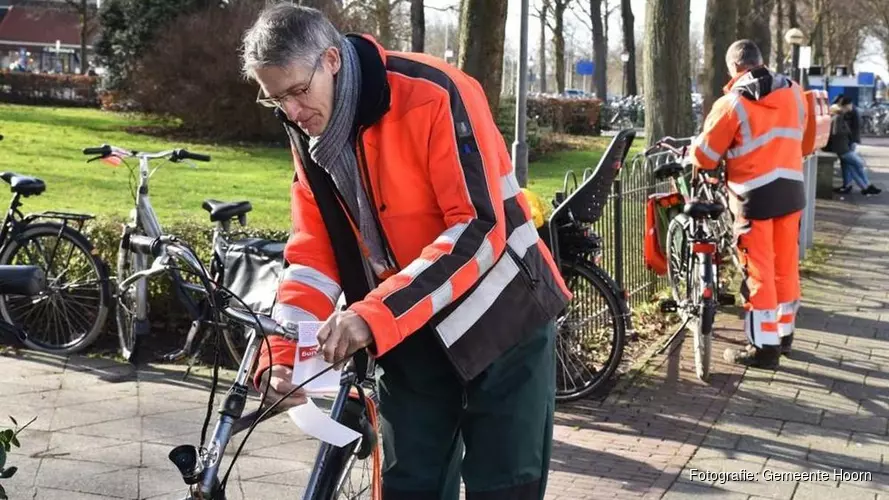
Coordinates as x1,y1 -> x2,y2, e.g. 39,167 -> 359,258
221,237 -> 286,315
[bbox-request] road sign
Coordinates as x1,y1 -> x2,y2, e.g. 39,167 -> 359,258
576,60 -> 594,76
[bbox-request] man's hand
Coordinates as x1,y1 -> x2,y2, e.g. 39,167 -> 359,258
257,365 -> 308,409
316,309 -> 374,369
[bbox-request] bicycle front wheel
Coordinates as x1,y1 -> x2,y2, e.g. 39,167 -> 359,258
0,222 -> 110,354
116,225 -> 148,362
307,387 -> 382,500
555,259 -> 628,402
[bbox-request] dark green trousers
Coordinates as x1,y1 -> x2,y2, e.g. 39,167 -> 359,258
376,320 -> 556,500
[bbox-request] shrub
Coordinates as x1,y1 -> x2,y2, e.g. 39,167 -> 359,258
527,96 -> 603,135
0,415 -> 36,500
126,1 -> 286,142
0,71 -> 99,107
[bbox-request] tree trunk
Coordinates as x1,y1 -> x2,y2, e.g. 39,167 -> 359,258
410,0 -> 424,52
788,0 -> 797,28
775,0 -> 785,72
702,0 -> 737,116
539,2 -> 548,94
591,0 -> 607,99
80,0 -> 88,74
458,0 -> 508,110
553,0 -> 567,93
750,0 -> 774,66
376,0 -> 393,48
736,0 -> 751,39
621,0 -> 637,95
644,0 -> 693,147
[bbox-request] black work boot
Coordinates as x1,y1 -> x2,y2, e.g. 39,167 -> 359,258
780,333 -> 794,356
723,344 -> 780,369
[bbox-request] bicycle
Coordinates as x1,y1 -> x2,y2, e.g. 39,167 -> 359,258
0,135 -> 111,354
117,233 -> 380,500
645,137 -> 733,381
81,144 -> 285,366
540,129 -> 634,401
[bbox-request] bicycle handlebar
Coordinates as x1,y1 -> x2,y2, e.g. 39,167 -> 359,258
81,144 -> 210,162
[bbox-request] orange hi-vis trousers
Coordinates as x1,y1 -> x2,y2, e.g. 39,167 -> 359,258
735,210 -> 803,348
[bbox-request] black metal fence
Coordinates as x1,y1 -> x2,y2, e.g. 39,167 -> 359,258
580,137 -> 691,309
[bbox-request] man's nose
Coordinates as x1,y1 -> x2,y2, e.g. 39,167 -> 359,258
281,99 -> 306,122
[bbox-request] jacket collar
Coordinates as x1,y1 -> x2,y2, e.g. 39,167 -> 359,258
275,33 -> 391,140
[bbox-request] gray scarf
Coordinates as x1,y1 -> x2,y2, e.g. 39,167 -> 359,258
308,37 -> 389,277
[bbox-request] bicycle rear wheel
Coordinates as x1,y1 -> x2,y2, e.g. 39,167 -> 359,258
0,222 -> 110,354
554,259 -> 628,402
692,253 -> 717,382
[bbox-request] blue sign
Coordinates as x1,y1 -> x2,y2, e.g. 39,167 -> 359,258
576,60 -> 594,76
858,72 -> 875,86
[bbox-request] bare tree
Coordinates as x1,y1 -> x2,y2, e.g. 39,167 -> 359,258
736,0 -> 751,38
63,0 -> 97,74
544,0 -> 573,94
702,0 -> 737,116
458,0 -> 508,109
411,0 -> 424,52
775,0 -> 785,72
861,0 -> 889,70
621,0 -> 637,95
750,0 -> 776,65
573,0 -> 607,98
534,1 -> 550,94
644,0 -> 693,147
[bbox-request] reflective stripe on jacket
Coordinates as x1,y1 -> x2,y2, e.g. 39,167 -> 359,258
691,67 -> 809,220
254,34 -> 571,387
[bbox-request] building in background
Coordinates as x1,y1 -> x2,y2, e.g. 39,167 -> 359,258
807,66 -> 879,107
0,0 -> 98,73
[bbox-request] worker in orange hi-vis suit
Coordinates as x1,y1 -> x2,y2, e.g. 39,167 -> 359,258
690,39 -> 808,369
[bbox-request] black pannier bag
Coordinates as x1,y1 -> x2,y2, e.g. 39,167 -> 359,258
221,237 -> 287,315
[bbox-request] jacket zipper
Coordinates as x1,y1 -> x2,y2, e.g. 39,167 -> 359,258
356,127 -> 399,271
507,246 -> 538,289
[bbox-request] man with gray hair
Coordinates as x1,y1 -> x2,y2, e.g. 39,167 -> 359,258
690,39 -> 808,369
241,4 -> 571,498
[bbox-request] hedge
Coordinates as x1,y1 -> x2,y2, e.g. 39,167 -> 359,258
0,71 -> 100,107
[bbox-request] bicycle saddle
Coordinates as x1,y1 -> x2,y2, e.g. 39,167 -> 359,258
0,265 -> 46,296
0,172 -> 46,197
684,200 -> 725,219
653,162 -> 684,180
201,199 -> 252,223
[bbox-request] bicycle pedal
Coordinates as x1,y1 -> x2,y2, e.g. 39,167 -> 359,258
659,299 -> 678,313
717,293 -> 736,306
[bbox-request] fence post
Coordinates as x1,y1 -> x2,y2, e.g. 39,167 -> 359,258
613,176 -> 624,295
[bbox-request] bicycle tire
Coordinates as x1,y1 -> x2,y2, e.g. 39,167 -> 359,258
666,214 -> 691,304
554,259 -> 628,402
116,224 -> 147,362
0,222 -> 110,354
693,253 -> 717,382
307,390 -> 382,500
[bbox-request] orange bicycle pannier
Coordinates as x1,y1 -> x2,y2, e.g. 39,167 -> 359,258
644,192 -> 684,276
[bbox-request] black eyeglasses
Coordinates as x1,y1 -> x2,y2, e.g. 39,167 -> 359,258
255,51 -> 325,108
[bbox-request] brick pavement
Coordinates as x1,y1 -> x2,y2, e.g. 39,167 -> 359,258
1,141 -> 887,499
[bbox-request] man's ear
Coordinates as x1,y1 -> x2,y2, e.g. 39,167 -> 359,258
327,47 -> 342,75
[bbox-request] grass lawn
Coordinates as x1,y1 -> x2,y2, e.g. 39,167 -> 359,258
0,103 -> 637,228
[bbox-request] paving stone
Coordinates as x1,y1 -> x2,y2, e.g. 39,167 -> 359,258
822,413 -> 889,435
35,458 -> 139,499
663,481 -> 750,500
794,481 -> 880,500
34,488 -> 120,500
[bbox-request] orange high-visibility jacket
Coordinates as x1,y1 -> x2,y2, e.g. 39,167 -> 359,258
691,67 -> 809,220
254,34 -> 571,387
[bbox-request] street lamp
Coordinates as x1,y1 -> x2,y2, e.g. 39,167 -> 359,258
620,51 -> 629,97
784,28 -> 805,83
